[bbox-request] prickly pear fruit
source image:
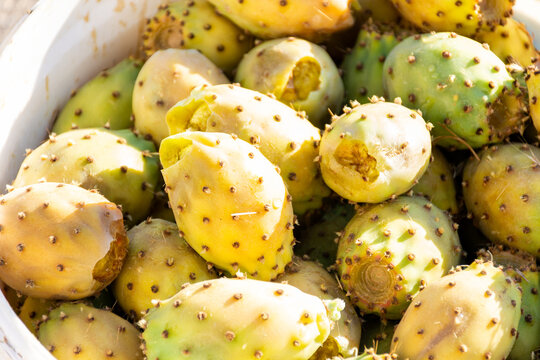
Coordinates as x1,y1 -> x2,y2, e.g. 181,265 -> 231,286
412,147 -> 458,214
37,302 -> 143,359
0,280 -> 25,313
526,64 -> 540,133
320,101 -> 431,203
384,32 -> 525,149
166,84 -> 330,214
276,258 -> 361,358
52,57 -> 141,134
12,129 -> 160,224
463,143 -> 540,257
18,297 -> 57,335
359,318 -> 397,354
392,260 -> 522,360
133,49 -> 229,144
0,183 -> 128,299
113,218 -> 216,320
389,0 -> 514,36
337,195 -> 462,319
160,131 -> 294,280
142,278 -> 338,360
235,37 -> 344,128
353,0 -> 400,24
207,0 -> 354,41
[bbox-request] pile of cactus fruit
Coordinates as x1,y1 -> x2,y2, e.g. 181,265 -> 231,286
2,0 -> 540,359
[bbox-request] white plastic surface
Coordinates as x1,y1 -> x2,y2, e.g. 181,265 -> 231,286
0,0 -> 538,358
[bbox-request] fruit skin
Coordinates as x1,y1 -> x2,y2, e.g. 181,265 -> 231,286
276,258 -> 362,359
142,278 -> 335,360
18,297 -> 57,335
12,128 -> 160,224
207,0 -> 354,42
383,32 -> 525,149
412,147 -> 458,215
133,49 -> 229,144
389,0 -> 514,36
337,195 -> 462,319
142,0 -> 252,73
319,101 -> 431,203
160,131 -> 294,281
52,57 -> 141,134
0,183 -> 128,299
527,64 -> 540,133
166,84 -> 330,214
462,143 -> 540,257
113,218 -> 216,320
37,302 -> 143,359
392,260 -> 522,360
235,37 -> 344,128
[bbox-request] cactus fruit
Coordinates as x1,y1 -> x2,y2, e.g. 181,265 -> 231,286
526,64 -> 540,133
235,37 -> 344,128
462,143 -> 540,257
353,0 -> 400,24
142,0 -> 252,72
0,280 -> 25,313
207,0 -> 354,42
113,218 -> 216,320
166,84 -> 330,214
319,100 -> 431,203
412,147 -> 458,214
389,0 -> 515,36
0,183 -> 128,299
37,302 -> 143,359
359,318 -> 397,354
52,57 -> 141,134
133,49 -> 229,144
160,131 -> 294,280
276,258 -> 362,358
392,260 -> 522,360
384,32 -> 526,149
336,195 -> 462,319
18,297 -> 57,335
12,129 -> 160,224
142,277 -> 339,360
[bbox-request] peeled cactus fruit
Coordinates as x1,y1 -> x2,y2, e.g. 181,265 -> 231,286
463,143 -> 540,257
142,278 -> 336,360
0,183 -> 128,299
13,129 -> 160,224
207,0 -> 354,41
384,32 -> 525,149
133,49 -> 229,144
392,260 -> 522,360
337,195 -> 462,319
52,57 -> 141,134
359,319 -> 397,355
37,302 -> 143,359
113,218 -> 216,320
142,0 -> 253,72
320,101 -> 431,203
276,258 -> 362,358
527,64 -> 540,133
19,297 -> 57,335
166,84 -> 330,213
160,131 -> 294,280
235,37 -> 344,128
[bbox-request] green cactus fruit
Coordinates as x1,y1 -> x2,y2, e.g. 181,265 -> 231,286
353,0 -> 400,24
0,280 -> 25,314
392,260 -> 522,360
207,0 -> 354,41
389,0 -> 514,36
359,318 -> 397,354
19,297 -> 57,335
12,129 -> 160,224
113,218 -> 216,320
142,278 -> 338,360
52,57 -> 141,134
412,147 -> 458,215
142,0 -> 253,73
160,131 -> 295,281
0,183 -> 128,299
295,201 -> 356,268
235,37 -> 344,128
276,258 -> 362,359
337,195 -> 462,319
526,64 -> 540,133
320,100 -> 431,203
166,84 -> 330,214
37,302 -> 143,359
383,32 -> 525,149
462,143 -> 540,257
133,49 -> 229,145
